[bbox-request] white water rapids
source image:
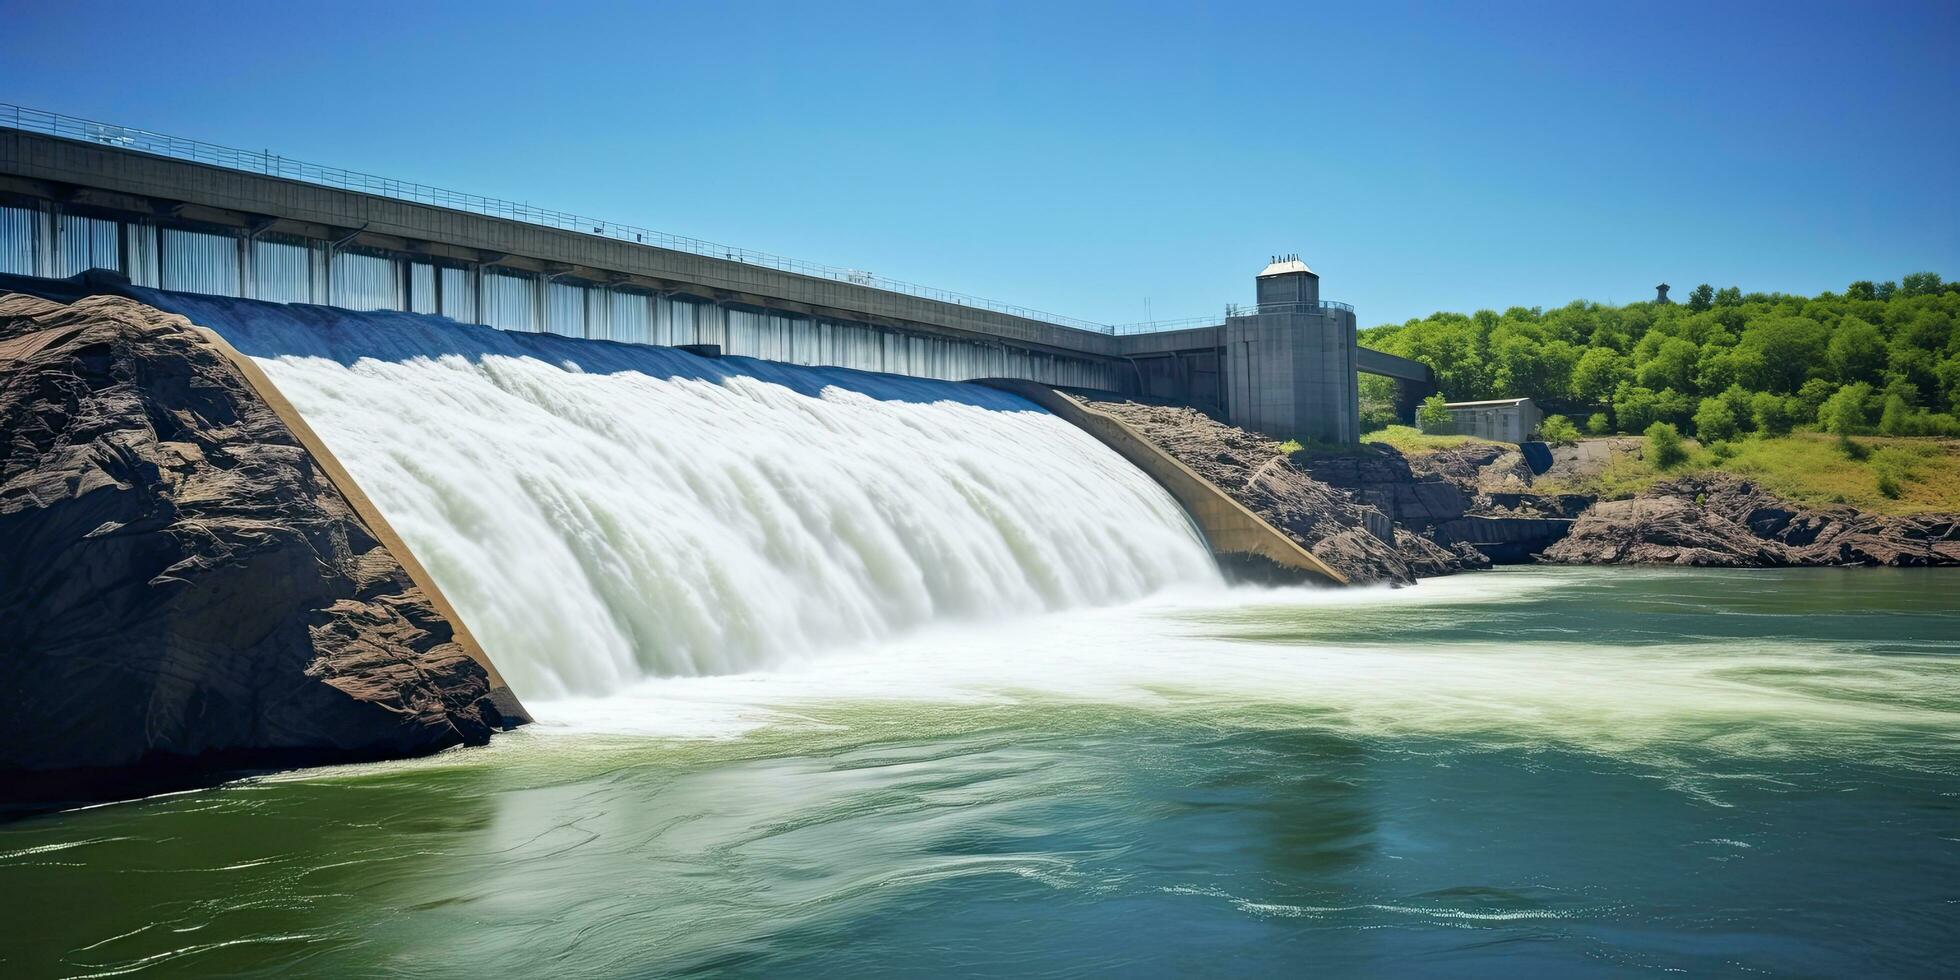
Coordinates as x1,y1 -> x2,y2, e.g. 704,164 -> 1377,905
152,294 -> 1221,698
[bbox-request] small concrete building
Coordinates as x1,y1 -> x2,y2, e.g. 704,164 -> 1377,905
1435,397 -> 1543,443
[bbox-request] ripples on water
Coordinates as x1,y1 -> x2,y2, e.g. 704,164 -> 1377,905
2,567 -> 1956,977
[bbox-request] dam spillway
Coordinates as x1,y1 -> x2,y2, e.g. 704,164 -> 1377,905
138,290 -> 1223,699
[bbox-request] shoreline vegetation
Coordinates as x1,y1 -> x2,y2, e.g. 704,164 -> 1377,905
1339,272 -> 1960,564
1358,273 -> 1960,443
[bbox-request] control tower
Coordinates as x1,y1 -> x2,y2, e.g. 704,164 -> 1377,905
1222,256 -> 1360,444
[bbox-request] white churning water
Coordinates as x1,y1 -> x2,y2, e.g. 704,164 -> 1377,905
145,292 -> 1221,698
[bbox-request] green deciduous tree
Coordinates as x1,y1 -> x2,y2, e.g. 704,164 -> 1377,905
1827,317 -> 1887,384
1636,337 -> 1699,393
1356,272 -> 1960,436
1795,378 -> 1837,424
1613,384 -> 1662,433
1819,382 -> 1875,435
1693,397 -> 1738,441
1901,272 -> 1945,297
1736,315 -> 1828,393
1750,391 -> 1795,434
1570,347 -> 1631,410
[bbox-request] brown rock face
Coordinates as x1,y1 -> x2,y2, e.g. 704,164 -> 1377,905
1078,397 -> 1484,584
1537,493 -> 1787,566
0,292 -> 521,800
1541,476 -> 1960,567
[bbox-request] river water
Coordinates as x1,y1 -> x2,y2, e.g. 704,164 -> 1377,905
4,567 -> 1955,977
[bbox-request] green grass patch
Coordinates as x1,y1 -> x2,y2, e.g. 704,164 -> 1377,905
1360,424 -> 1501,455
1536,433 -> 1960,514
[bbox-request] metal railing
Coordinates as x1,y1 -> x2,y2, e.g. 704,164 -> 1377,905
0,102 -> 1355,338
1228,300 -> 1355,316
1109,300 -> 1355,334
1111,315 -> 1223,335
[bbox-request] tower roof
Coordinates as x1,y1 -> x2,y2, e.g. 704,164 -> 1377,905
1258,256 -> 1315,277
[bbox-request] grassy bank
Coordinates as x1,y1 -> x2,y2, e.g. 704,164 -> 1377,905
1360,424 -> 1502,455
1536,433 -> 1960,515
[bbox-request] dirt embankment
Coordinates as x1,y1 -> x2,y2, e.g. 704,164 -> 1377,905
0,292 -> 523,805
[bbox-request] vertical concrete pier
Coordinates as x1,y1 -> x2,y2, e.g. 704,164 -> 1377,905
1223,258 -> 1359,444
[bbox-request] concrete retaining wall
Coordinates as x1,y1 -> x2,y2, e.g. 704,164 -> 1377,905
190,315 -> 530,721
975,378 -> 1348,585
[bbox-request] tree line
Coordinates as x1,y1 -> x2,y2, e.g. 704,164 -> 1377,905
1360,273 -> 1960,439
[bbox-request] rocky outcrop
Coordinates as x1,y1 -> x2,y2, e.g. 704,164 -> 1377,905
0,292 -> 523,803
1541,475 -> 1960,567
1078,397 -> 1484,584
1301,452 -> 1469,527
1537,493 -> 1786,566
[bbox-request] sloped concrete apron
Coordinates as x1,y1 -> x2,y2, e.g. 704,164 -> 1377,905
974,378 -> 1348,585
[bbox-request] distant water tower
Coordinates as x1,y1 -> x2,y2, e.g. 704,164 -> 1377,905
1654,282 -> 1672,304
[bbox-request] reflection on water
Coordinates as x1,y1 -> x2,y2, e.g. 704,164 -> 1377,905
2,568 -> 1956,977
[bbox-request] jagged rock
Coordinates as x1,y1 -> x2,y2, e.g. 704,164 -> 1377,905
1432,516 -> 1576,563
1303,451 -> 1470,527
1396,528 -> 1492,577
1540,476 -> 1960,567
0,292 -> 518,800
1687,476 -> 1960,566
1539,494 -> 1786,566
1477,491 -> 1596,519
1408,443 -> 1513,483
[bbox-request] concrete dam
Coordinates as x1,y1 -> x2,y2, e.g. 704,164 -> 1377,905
0,106 -> 1412,718
130,289 -> 1224,697
0,106 -> 1434,446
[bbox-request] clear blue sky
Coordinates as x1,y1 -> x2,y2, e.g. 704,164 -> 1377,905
3,0 -> 1954,326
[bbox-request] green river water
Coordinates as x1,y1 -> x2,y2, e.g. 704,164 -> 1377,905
2,567 -> 1955,977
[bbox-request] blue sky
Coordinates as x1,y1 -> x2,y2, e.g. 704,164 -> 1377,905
2,0 -> 1954,326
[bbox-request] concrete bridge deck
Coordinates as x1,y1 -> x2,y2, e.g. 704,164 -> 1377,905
0,114 -> 1434,440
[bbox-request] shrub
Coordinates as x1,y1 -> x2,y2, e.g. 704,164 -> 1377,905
1585,412 -> 1612,435
1417,393 -> 1453,433
1876,468 -> 1903,499
1874,395 -> 1960,436
1645,421 -> 1688,469
1706,439 -> 1736,462
1871,447 -> 1918,500
1538,415 -> 1581,445
1879,393 -> 1914,435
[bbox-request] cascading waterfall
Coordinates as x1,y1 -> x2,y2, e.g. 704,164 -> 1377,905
139,291 -> 1221,699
